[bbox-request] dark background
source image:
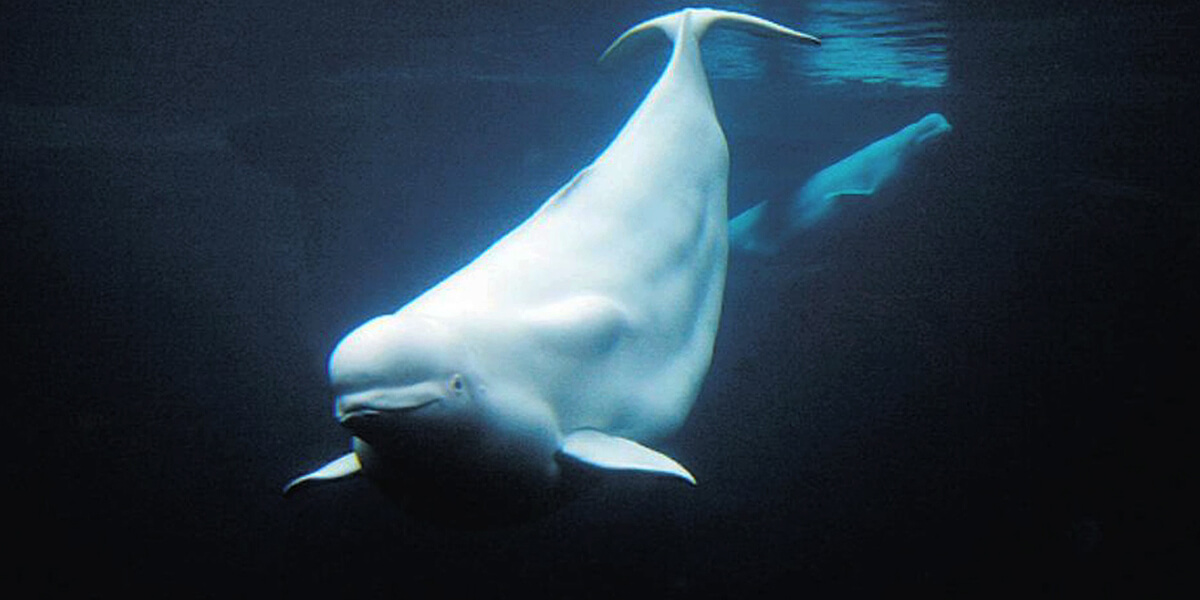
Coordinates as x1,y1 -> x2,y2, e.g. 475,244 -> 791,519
4,1 -> 1196,597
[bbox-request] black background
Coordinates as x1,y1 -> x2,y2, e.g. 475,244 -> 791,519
4,1 -> 1196,597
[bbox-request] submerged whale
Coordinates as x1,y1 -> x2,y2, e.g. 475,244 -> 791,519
285,9 -> 819,523
730,113 -> 952,256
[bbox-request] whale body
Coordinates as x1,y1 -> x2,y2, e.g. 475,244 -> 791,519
285,9 -> 818,523
730,113 -> 952,256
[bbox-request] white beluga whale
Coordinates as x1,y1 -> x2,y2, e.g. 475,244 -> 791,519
730,113 -> 952,256
285,8 -> 819,523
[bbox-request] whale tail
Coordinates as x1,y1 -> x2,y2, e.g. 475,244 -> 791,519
599,7 -> 819,63
730,113 -> 952,256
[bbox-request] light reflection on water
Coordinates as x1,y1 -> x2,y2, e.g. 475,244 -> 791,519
705,0 -> 948,89
802,0 -> 948,88
333,2 -> 949,92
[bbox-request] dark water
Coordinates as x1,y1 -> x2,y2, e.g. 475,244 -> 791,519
5,1 -> 1196,597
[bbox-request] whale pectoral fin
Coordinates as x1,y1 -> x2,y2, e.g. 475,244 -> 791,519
283,452 -> 362,496
558,430 -> 696,485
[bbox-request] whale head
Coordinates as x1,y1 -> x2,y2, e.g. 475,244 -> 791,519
907,112 -> 952,148
328,313 -> 480,446
323,312 -> 579,525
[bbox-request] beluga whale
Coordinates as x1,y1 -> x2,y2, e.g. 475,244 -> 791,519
285,8 -> 819,524
730,113 -> 952,256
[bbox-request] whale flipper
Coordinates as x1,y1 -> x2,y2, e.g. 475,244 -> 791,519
559,430 -> 696,485
283,452 -> 361,496
730,113 -> 952,256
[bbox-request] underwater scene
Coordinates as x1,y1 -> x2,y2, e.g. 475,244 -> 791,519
5,0 -> 1196,597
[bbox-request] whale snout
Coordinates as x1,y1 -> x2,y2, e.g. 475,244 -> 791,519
911,112 -> 952,146
326,312 -> 458,420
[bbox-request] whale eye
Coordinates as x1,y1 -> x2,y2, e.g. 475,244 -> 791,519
449,373 -> 465,394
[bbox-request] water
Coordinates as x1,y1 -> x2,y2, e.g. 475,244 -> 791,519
4,1 -> 1196,597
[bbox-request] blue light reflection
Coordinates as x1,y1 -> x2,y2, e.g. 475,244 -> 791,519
798,0 -> 949,89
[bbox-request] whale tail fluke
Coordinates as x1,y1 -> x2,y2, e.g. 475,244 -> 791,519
730,113 -> 952,257
600,7 -> 820,63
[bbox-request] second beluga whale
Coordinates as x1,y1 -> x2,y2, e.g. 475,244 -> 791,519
285,8 -> 819,522
730,113 -> 952,256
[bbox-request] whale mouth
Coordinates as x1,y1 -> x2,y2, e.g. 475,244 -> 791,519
337,407 -> 381,426
336,391 -> 441,425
